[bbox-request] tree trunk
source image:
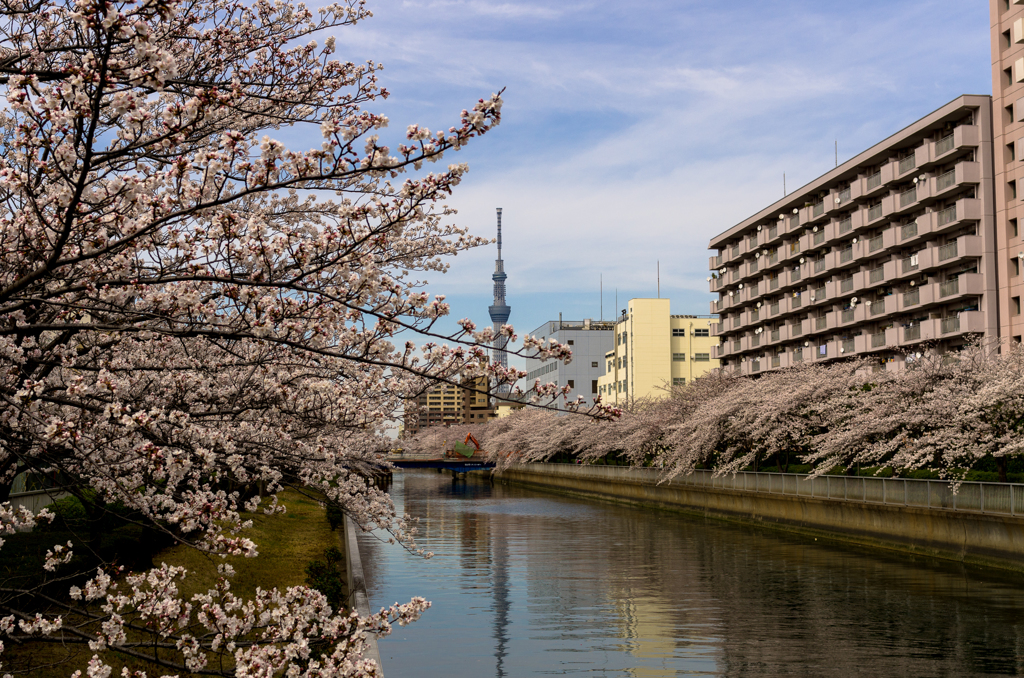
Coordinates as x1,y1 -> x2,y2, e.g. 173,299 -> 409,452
997,456 -> 1009,484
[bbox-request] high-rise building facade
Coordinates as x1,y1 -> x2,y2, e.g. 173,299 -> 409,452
596,299 -> 719,405
708,95 -> 998,375
522,318 -> 615,408
991,0 -> 1024,344
402,374 -> 497,437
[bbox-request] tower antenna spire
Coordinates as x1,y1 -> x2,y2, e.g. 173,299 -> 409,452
488,208 -> 511,393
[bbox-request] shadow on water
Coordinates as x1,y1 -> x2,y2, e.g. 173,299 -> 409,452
358,470 -> 1024,678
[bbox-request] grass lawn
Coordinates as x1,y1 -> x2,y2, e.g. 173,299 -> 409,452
2,489 -> 344,677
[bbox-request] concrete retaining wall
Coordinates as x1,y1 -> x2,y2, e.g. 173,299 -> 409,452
342,516 -> 383,673
493,463 -> 1024,572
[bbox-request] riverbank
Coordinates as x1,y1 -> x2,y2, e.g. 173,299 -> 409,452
487,463 -> 1024,573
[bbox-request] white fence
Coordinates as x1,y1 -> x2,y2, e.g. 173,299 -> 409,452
670,469 -> 1024,516
516,464 -> 1024,518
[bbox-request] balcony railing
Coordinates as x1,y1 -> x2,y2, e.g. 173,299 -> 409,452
937,205 -> 957,227
905,325 -> 921,341
791,322 -> 803,336
771,355 -> 781,368
713,254 -> 723,268
939,278 -> 960,298
816,316 -> 828,330
869,267 -> 885,284
901,222 -> 918,241
751,308 -> 760,322
936,169 -> 956,191
838,187 -> 851,204
813,230 -> 825,245
792,347 -> 804,362
732,340 -> 741,352
899,155 -> 917,174
841,309 -> 855,323
771,329 -> 780,342
938,241 -> 958,262
941,316 -> 961,334
752,334 -> 761,347
840,247 -> 853,263
935,133 -> 955,156
869,235 -> 884,252
842,339 -> 855,354
770,302 -> 780,316
750,259 -> 760,274
812,286 -> 826,301
872,332 -> 886,348
866,171 -> 882,190
902,256 -> 919,273
840,277 -> 854,293
900,187 -> 917,207
732,245 -> 740,258
814,258 -> 826,273
868,203 -> 883,222
791,295 -> 802,309
839,217 -> 853,234
869,300 -> 885,316
768,250 -> 779,265
751,359 -> 761,372
813,201 -> 825,217
769,277 -> 780,291
903,288 -> 920,306
792,267 -> 802,282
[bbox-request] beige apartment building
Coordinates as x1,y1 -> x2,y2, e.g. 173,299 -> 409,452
992,0 -> 1024,343
597,299 -> 719,405
708,95 -> 998,376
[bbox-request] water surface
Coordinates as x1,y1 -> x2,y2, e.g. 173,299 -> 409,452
358,470 -> 1024,677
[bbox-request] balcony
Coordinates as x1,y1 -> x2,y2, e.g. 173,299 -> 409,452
931,161 -> 980,201
898,283 -> 935,311
939,272 -> 985,300
899,186 -> 917,208
932,125 -> 980,162
837,216 -> 854,235
869,328 -> 898,351
903,324 -> 922,343
933,197 -> 982,233
899,221 -> 919,242
867,202 -> 883,223
939,310 -> 986,337
814,314 -> 830,332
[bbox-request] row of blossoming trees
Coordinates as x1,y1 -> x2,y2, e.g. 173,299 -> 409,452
405,341 -> 1024,484
0,0 -> 600,674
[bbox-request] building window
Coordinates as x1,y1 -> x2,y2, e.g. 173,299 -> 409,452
1010,142 -> 1017,162
672,353 -> 686,361
567,380 -> 574,389
1010,180 -> 1017,200
694,353 -> 710,362
1007,105 -> 1015,125
672,378 -> 685,386
591,380 -> 598,394
693,328 -> 710,337
567,339 -> 574,345
1013,257 -> 1021,277
672,328 -> 685,337
1014,296 -> 1022,316
1012,219 -> 1020,239
591,361 -> 599,368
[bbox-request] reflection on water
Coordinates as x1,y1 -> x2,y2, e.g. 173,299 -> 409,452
358,471 -> 1024,677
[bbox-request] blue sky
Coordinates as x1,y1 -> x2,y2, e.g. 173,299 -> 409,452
329,0 -> 991,370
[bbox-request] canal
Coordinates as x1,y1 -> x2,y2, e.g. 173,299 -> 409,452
358,470 -> 1024,677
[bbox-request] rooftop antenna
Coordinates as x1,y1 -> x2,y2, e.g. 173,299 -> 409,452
783,172 -> 787,196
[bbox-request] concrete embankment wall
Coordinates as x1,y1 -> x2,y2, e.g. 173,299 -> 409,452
342,516 -> 383,672
492,463 -> 1024,573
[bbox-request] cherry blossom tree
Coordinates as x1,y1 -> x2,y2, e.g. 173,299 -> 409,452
0,0 -> 594,673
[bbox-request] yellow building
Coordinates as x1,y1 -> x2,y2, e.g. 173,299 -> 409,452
597,299 -> 719,406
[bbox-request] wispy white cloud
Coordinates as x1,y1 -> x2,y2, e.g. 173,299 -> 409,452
322,0 -> 991,335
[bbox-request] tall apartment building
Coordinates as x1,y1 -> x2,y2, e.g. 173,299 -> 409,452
596,299 -> 719,405
403,374 -> 496,436
522,318 -> 615,408
992,0 -> 1024,343
707,95 -> 998,376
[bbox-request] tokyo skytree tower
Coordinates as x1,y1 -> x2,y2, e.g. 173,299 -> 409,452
488,208 -> 511,393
